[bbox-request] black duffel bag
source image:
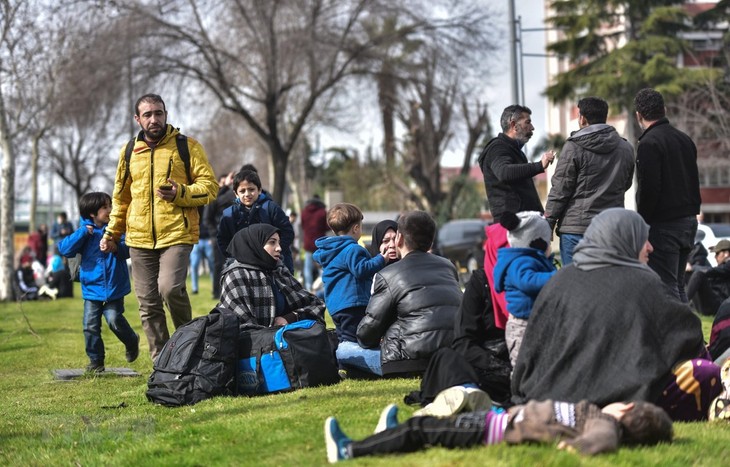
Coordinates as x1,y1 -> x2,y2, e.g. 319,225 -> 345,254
238,319 -> 339,395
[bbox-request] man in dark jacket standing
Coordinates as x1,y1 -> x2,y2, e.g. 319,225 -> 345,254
477,105 -> 554,331
478,104 -> 555,222
205,171 -> 235,299
357,211 -> 462,376
634,88 -> 701,303
300,194 -> 329,291
545,97 -> 635,265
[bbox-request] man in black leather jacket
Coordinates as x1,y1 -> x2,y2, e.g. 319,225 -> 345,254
357,211 -> 462,376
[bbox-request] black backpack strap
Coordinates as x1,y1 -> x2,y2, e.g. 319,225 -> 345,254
175,134 -> 193,184
118,138 -> 136,196
119,134 -> 192,196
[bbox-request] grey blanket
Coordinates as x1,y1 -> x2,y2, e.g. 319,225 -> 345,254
511,264 -> 705,406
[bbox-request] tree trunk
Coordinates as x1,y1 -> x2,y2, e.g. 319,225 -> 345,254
29,130 -> 44,233
270,142 -> 289,204
378,67 -> 397,168
0,88 -> 16,301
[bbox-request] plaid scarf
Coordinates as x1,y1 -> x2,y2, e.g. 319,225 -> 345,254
219,260 -> 325,327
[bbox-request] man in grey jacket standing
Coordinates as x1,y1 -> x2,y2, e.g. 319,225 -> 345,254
545,97 -> 635,265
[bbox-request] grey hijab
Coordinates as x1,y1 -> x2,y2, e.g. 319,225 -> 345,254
572,208 -> 653,272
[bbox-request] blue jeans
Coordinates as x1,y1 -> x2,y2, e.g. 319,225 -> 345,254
190,238 -> 215,293
648,217 -> 697,303
83,298 -> 138,363
336,341 -> 383,376
303,251 -> 316,290
559,233 -> 583,266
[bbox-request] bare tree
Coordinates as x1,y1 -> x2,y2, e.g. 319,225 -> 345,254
101,0 -> 491,203
399,56 -> 456,214
441,98 -> 490,220
39,10 -> 137,200
0,0 -> 51,300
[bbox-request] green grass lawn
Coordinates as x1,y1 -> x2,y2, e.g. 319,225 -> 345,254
1,275 -> 729,466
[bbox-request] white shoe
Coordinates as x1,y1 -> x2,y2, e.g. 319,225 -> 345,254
374,403 -> 399,434
413,386 -> 468,417
39,285 -> 57,300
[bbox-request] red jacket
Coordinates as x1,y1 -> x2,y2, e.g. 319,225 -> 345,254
301,199 -> 329,252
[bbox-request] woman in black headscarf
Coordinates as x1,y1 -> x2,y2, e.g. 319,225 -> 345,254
219,224 -> 325,327
369,220 -> 399,263
512,208 -> 720,421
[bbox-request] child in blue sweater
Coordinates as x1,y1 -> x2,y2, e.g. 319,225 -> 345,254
217,169 -> 295,272
58,192 -> 139,373
493,211 -> 556,368
314,203 -> 389,375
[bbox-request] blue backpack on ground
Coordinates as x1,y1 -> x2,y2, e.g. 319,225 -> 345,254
146,307 -> 239,407
238,320 -> 340,395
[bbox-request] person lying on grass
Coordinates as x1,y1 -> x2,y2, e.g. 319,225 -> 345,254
324,392 -> 673,462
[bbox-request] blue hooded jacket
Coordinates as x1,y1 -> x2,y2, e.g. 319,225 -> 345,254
493,247 -> 556,319
57,218 -> 131,302
313,235 -> 386,315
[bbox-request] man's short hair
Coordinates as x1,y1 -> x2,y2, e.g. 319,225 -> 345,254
619,401 -> 673,446
327,203 -> 363,235
79,192 -> 112,220
397,211 -> 436,252
135,94 -> 166,116
634,88 -> 665,121
500,104 -> 532,132
577,97 -> 608,124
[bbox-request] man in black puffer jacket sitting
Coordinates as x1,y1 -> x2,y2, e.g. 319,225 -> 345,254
357,211 -> 462,376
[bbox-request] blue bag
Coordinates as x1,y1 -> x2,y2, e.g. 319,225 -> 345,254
238,320 -> 339,395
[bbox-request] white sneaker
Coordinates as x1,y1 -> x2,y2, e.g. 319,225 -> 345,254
413,386 -> 468,417
374,403 -> 399,434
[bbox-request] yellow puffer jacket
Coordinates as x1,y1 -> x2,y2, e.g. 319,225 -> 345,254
106,125 -> 218,249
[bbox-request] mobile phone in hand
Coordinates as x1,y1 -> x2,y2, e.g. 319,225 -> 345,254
160,185 -> 172,191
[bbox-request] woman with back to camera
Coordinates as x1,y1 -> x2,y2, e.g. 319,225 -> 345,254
512,208 -> 721,421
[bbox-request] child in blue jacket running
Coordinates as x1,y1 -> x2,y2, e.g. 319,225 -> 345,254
493,211 -> 556,368
58,192 -> 139,373
314,203 -> 389,375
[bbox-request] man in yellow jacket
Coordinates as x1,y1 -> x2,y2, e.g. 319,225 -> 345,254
101,94 -> 218,360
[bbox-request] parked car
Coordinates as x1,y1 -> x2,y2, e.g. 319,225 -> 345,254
436,219 -> 488,284
698,223 -> 730,267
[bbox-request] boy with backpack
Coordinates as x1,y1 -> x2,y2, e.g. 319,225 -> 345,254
58,192 -> 139,373
217,169 -> 295,272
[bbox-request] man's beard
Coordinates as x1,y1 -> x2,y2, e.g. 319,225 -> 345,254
514,125 -> 532,146
144,124 -> 166,142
